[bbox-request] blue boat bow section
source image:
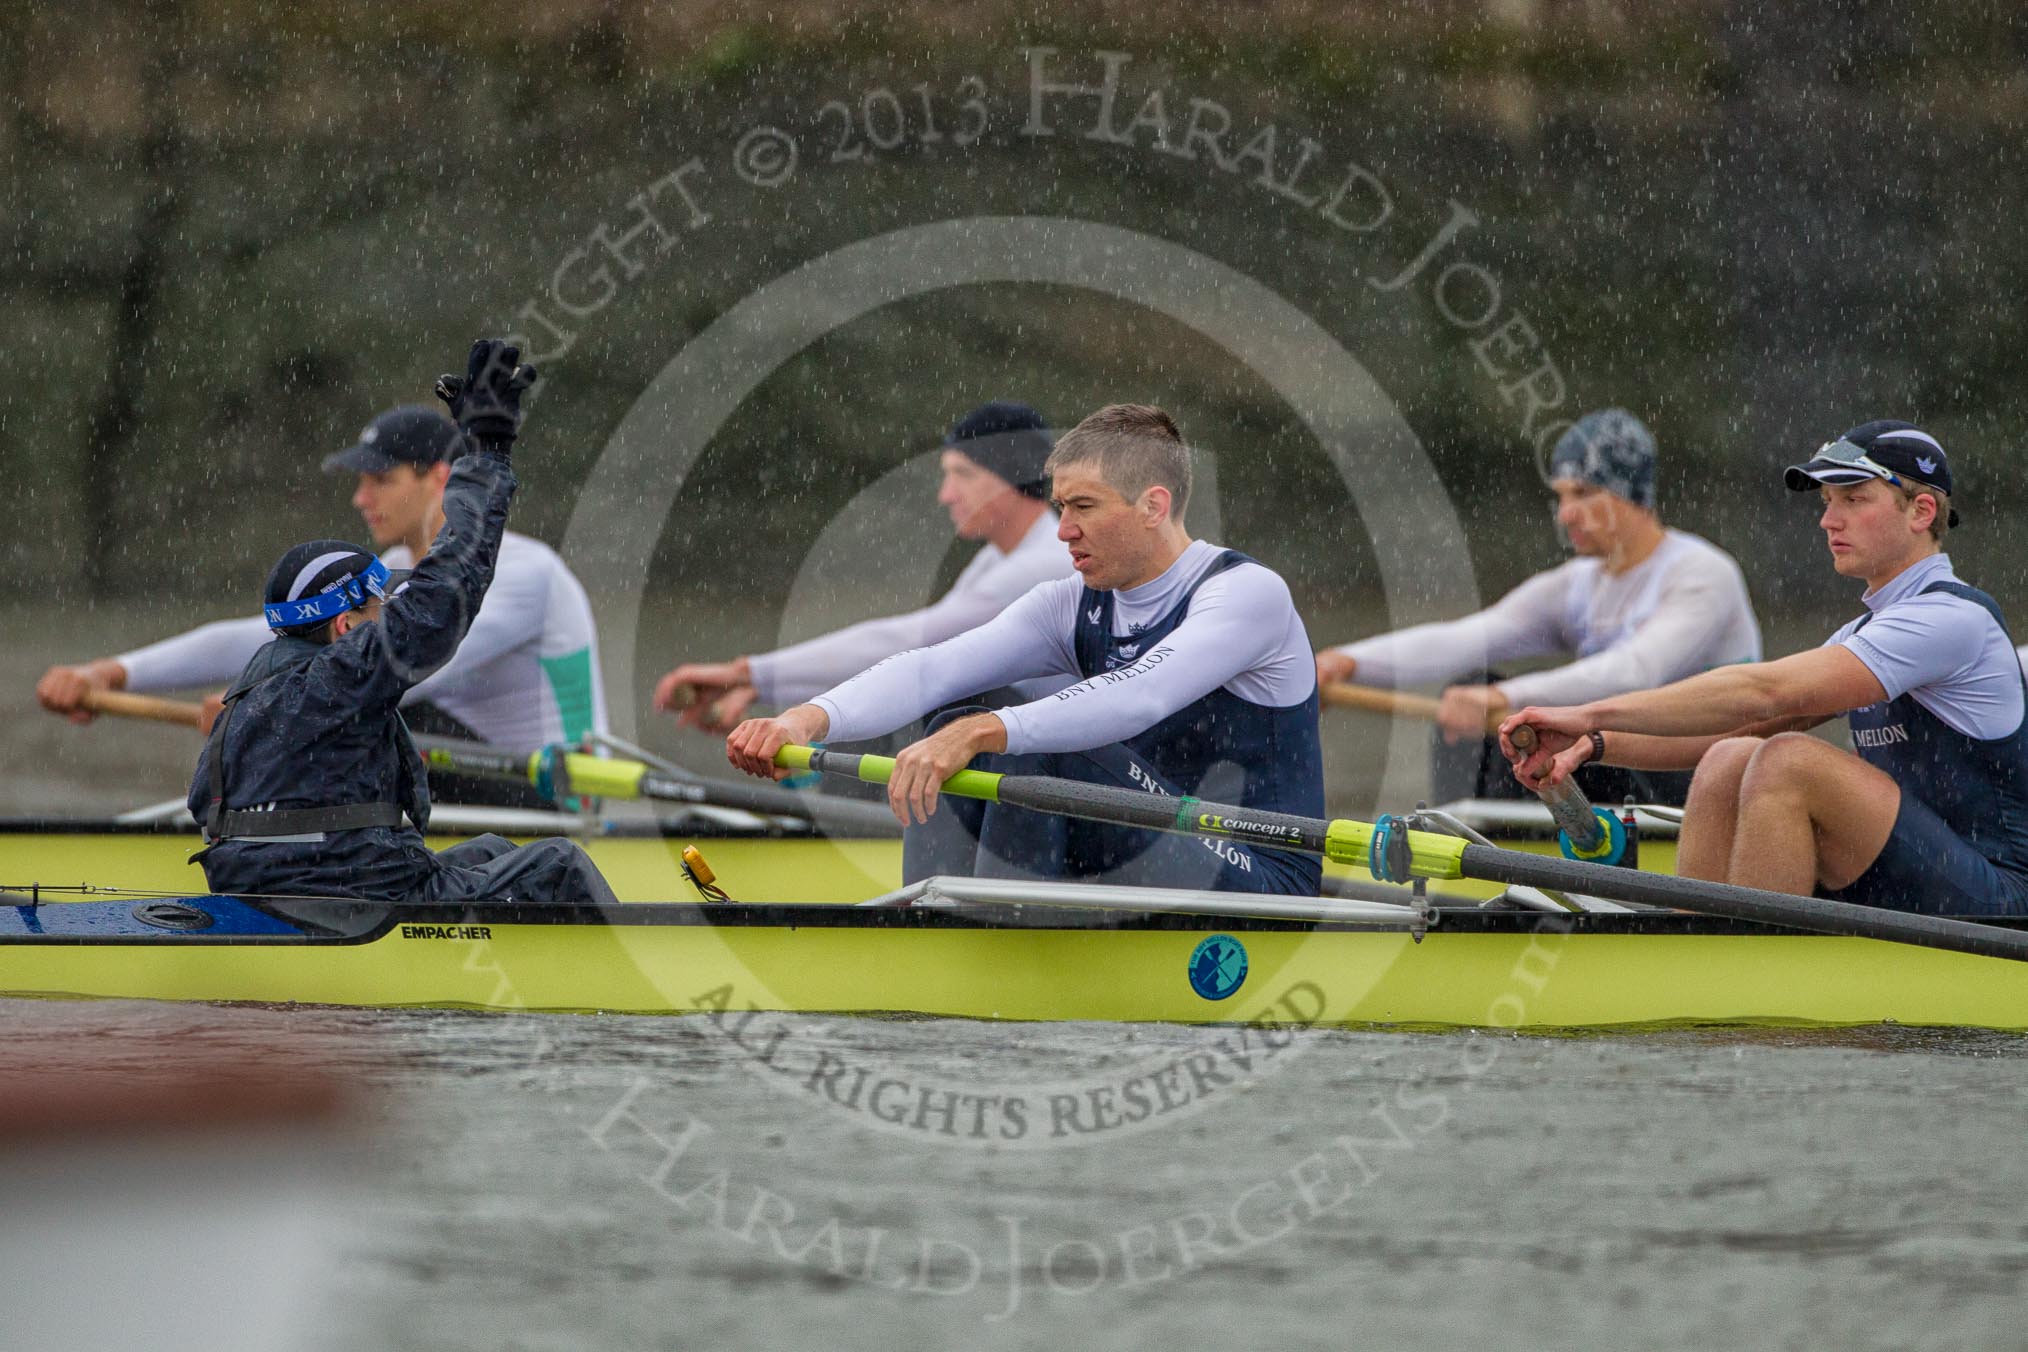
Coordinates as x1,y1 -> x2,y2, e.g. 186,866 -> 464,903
2,894 -> 334,940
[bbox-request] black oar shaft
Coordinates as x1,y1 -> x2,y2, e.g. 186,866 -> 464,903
416,741 -> 528,780
799,749 -> 1460,884
630,770 -> 901,836
1462,845 -> 2028,962
1004,770 -> 2028,960
802,748 -> 1333,854
994,776 -> 1332,854
788,745 -> 2028,964
415,736 -> 899,837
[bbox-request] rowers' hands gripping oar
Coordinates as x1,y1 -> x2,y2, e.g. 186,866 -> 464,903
35,668 -> 208,730
725,704 -> 831,781
1498,708 -> 1588,787
654,659 -> 759,732
1506,723 -> 1620,862
727,709 -> 1006,826
885,713 -> 1009,826
36,661 -> 128,725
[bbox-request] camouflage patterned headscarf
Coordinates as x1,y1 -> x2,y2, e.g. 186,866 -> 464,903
1547,408 -> 1657,511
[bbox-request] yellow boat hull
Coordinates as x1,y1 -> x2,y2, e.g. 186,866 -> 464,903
3,891 -> 2023,1030
16,813 -> 2007,1031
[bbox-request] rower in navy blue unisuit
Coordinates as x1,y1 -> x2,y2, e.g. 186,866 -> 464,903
1815,573 -> 2028,914
722,403 -> 1325,896
1500,420 -> 2028,917
188,339 -> 617,908
906,539 -> 1324,894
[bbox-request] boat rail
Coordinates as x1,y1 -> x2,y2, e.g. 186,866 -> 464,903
857,875 -> 1423,925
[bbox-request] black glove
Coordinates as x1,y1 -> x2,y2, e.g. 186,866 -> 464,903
435,338 -> 538,456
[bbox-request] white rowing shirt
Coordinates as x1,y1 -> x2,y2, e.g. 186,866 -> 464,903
813,539 -> 1316,755
747,509 -> 1075,707
1331,528 -> 1761,707
117,530 -> 608,750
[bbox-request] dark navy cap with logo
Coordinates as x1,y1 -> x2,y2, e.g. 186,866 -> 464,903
946,401 -> 1054,500
322,405 -> 461,475
1784,420 -> 1960,527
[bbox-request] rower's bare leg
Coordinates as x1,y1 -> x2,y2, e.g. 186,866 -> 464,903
1728,733 -> 1900,896
1677,737 -> 1761,882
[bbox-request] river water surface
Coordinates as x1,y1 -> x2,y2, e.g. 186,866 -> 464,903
7,998 -> 2026,1351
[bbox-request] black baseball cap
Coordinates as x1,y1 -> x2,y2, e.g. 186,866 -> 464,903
1784,419 -> 1960,527
945,401 -> 1054,500
322,405 -> 461,474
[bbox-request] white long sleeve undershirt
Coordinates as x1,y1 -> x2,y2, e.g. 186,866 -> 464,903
1332,529 -> 1761,708
746,509 -> 1071,707
115,615 -> 274,693
812,540 -> 1316,755
115,529 -> 608,747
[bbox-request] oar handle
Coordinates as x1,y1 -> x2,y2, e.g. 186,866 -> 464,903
773,743 -> 1004,801
1508,724 -> 1610,856
1320,682 -> 1506,734
80,689 -> 205,729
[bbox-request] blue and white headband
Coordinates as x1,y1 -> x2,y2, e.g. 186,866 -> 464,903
263,556 -> 391,631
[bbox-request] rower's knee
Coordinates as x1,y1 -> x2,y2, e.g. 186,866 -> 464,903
1737,732 -> 1821,802
1688,736 -> 1761,803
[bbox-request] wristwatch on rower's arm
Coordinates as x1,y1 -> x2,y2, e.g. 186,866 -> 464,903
1585,730 -> 1607,765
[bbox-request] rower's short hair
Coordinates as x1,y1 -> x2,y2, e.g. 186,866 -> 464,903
1044,404 -> 1192,522
1896,482 -> 1952,543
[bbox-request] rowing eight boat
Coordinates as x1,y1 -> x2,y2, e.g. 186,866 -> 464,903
7,792 -> 2028,1028
5,876 -> 2026,1029
10,730 -> 2026,1028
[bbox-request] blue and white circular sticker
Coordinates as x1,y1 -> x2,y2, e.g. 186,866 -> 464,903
1188,934 -> 1248,1001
